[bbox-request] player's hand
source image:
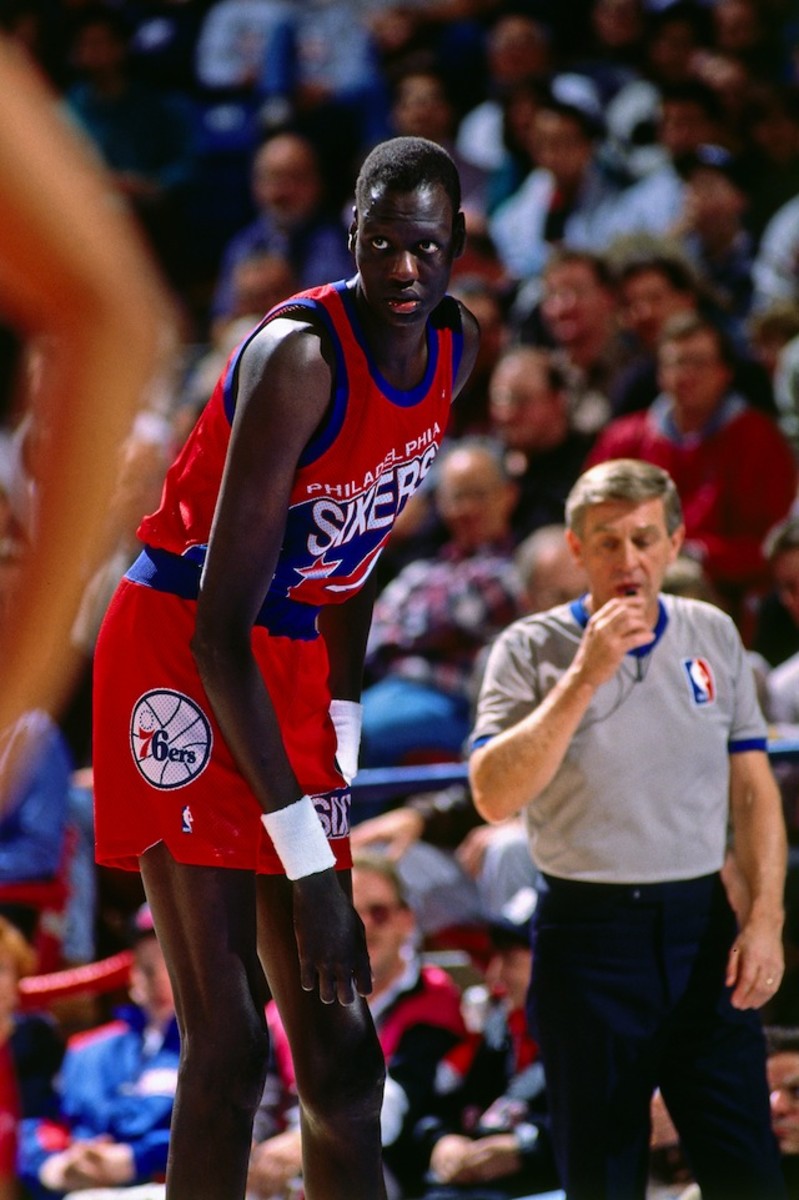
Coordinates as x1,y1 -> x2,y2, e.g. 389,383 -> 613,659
572,596 -> 654,689
725,914 -> 784,1009
292,869 -> 372,1005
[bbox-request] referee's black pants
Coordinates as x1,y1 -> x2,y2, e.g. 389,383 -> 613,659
528,871 -> 786,1200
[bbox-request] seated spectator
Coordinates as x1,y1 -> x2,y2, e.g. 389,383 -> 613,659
445,277 -> 509,440
605,6 -> 717,183
766,1026 -> 799,1198
63,6 -> 196,289
209,130 -> 352,330
18,904 -> 178,1200
389,68 -> 489,230
0,708 -> 72,946
669,144 -> 755,340
739,84 -> 799,243
193,0 -> 293,93
514,249 -> 636,436
487,346 -> 596,539
612,247 -> 775,419
256,0 -> 392,183
412,887 -> 560,1200
248,853 -> 466,1200
488,77 -> 622,283
752,193 -> 799,313
210,248 -> 297,347
455,14 -> 551,179
0,917 -> 63,1198
360,442 -> 522,769
607,79 -> 722,236
566,0 -> 645,108
588,312 -> 797,630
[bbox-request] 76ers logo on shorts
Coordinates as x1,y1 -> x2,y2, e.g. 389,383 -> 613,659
130,690 -> 212,789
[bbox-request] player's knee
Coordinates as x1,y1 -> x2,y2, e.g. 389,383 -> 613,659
184,1008 -> 271,1116
301,1019 -> 385,1127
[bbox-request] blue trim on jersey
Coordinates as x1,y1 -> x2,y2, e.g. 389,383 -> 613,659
339,282 -> 439,407
470,734 -> 493,751
569,594 -> 669,660
729,737 -> 768,753
451,315 -> 464,390
294,298 -> 349,467
126,546 -> 320,639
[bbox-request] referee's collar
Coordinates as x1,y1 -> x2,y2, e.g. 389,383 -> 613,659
569,594 -> 669,660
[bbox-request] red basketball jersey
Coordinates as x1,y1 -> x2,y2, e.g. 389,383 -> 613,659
139,281 -> 463,620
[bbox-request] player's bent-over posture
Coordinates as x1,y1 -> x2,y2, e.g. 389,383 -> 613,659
470,458 -> 788,1200
92,136 -> 478,1200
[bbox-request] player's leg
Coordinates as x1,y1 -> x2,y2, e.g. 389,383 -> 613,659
140,841 -> 271,1200
256,870 -> 387,1200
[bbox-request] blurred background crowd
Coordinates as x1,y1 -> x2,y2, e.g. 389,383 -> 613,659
1,0 -> 799,1196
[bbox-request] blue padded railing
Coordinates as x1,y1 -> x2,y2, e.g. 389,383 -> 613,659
350,738 -> 799,809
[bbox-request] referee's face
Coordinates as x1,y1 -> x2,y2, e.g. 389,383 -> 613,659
568,497 -> 684,626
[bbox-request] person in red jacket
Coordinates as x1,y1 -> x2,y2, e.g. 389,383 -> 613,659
588,312 -> 797,633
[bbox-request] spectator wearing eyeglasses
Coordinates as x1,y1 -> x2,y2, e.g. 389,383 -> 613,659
587,312 -> 797,635
247,853 -> 466,1200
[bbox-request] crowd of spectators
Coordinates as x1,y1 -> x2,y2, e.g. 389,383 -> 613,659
2,0 -> 799,1196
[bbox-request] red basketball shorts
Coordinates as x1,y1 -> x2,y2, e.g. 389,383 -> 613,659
93,578 -> 351,874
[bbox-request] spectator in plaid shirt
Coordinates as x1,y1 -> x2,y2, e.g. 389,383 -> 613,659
359,441 -> 523,770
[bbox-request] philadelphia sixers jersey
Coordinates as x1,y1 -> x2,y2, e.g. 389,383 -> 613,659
136,280 -> 463,627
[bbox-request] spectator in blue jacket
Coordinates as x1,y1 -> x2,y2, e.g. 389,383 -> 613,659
18,904 -> 178,1199
0,708 -> 72,945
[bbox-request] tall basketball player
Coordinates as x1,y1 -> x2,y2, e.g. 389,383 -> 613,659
92,137 -> 478,1200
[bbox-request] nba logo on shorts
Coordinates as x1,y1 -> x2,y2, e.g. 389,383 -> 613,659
682,658 -> 716,706
130,689 -> 213,789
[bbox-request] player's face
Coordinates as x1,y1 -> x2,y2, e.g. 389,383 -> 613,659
567,497 -> 684,624
351,182 -> 464,327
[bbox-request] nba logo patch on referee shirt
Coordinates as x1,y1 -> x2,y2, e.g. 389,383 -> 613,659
682,658 -> 716,705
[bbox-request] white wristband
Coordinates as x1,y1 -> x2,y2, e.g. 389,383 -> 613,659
329,699 -> 363,785
261,796 -> 335,880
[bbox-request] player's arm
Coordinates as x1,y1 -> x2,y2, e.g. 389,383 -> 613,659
725,749 -> 787,1009
192,319 -> 330,815
470,597 -> 654,822
192,318 -> 371,1004
0,42 -> 170,730
317,572 -> 378,785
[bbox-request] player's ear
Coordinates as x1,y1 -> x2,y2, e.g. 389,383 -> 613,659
452,211 -> 466,259
348,211 -> 358,254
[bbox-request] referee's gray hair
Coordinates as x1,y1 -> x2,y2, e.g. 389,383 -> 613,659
566,459 -> 683,536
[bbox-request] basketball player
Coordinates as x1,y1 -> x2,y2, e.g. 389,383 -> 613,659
92,137 -> 479,1200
